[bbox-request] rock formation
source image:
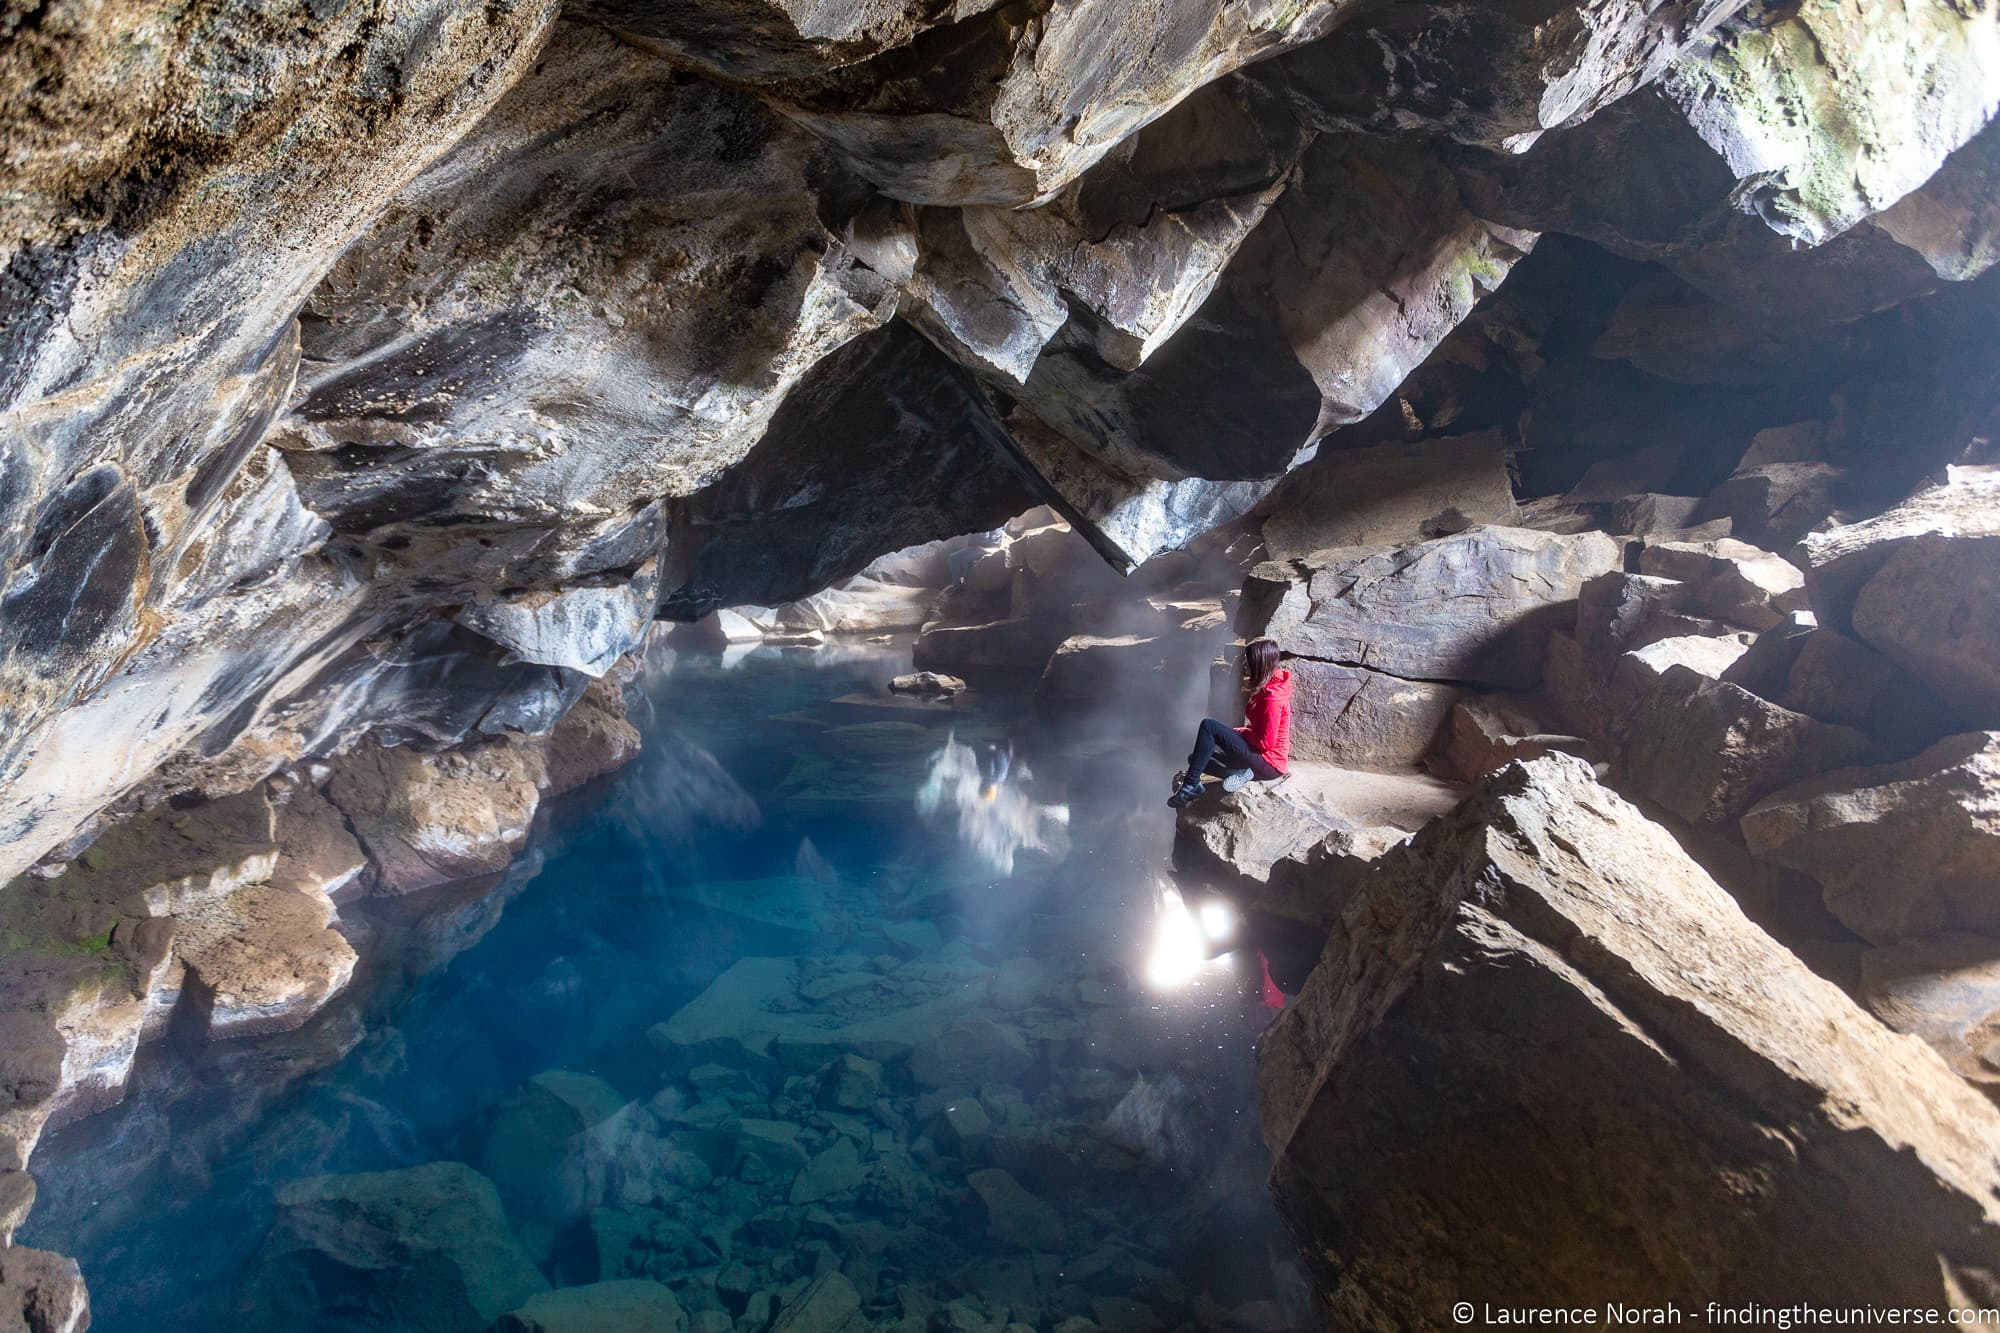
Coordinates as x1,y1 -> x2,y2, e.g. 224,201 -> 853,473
1260,757 -> 2000,1324
8,0 -> 2000,1322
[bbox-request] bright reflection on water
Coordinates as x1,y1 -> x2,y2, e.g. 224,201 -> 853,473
22,642 -> 1308,1331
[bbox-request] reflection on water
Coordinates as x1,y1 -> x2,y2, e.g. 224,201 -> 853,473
1144,882 -> 1239,994
916,735 -> 1072,875
23,641 -> 1307,1332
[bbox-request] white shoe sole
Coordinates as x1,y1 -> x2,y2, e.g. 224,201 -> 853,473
1221,768 -> 1256,792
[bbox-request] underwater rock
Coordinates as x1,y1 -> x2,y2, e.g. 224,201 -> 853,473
497,1279 -> 689,1333
471,1071 -> 641,1258
1742,732 -> 2000,946
967,1169 -> 1065,1253
1260,755 -> 2000,1324
769,1271 -> 865,1333
238,1162 -> 549,1332
910,1018 -> 1033,1091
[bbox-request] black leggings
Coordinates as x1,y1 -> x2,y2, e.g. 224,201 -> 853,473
1186,718 -> 1280,784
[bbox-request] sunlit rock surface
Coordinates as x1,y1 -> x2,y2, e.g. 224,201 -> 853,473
1260,756 -> 2000,1325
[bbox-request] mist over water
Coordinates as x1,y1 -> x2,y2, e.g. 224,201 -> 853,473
21,637 -> 1306,1331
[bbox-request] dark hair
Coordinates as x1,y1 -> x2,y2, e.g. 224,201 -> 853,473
1245,637 -> 1282,690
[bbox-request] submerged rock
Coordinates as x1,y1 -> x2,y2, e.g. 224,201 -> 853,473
1260,755 -> 2000,1322
238,1162 -> 548,1331
497,1279 -> 688,1333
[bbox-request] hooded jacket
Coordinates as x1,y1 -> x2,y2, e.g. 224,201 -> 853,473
1236,667 -> 1293,775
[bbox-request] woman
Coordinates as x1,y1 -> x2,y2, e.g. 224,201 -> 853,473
1169,637 -> 1292,809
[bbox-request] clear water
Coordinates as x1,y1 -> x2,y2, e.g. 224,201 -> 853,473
23,643 -> 1307,1331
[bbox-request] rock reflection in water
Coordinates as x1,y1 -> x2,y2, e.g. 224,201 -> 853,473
916,735 -> 1072,875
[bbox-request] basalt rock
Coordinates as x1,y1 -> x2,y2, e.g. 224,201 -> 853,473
1259,434 -> 1518,561
238,1162 -> 550,1332
1255,527 -> 1622,691
1742,732 -> 2000,946
0,1245 -> 88,1333
1620,665 -> 1870,827
1260,755 -> 2000,1325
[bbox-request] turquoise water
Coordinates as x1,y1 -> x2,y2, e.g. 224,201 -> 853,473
23,643 -> 1306,1331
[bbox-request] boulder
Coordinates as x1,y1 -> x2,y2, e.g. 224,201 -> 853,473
1283,660 -> 1462,772
267,781 -> 370,901
238,1162 -> 549,1331
1719,610 -> 1818,701
542,676 -> 643,797
1259,433 -> 1518,560
1862,935 -> 2000,1096
1621,666 -> 1871,827
172,885 -> 359,1040
1260,756 -> 2000,1324
497,1280 -> 689,1333
888,673 -> 966,697
1175,764 -> 1458,932
1605,633 -> 1754,715
1571,572 -> 1736,682
1742,732 -> 2000,946
0,1245 -> 88,1333
769,1272 -> 865,1333
1801,469 -> 2000,715
1425,696 -> 1594,786
1258,527 -> 1621,689
1637,537 -> 1808,632
325,739 -> 548,895
470,1071 -> 637,1256
1696,462 -> 1847,550
967,1168 -> 1066,1252
1777,630 -> 1960,753
1610,493 -> 1703,537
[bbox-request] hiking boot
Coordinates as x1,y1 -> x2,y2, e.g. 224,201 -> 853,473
1166,779 -> 1205,810
1220,767 -> 1256,793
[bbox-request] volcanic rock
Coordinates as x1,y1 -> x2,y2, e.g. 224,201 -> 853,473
1862,935 -> 2000,1097
1259,434 -> 1518,560
1621,665 -> 1870,826
1256,528 -> 1621,690
497,1280 -> 689,1333
1260,755 -> 2000,1324
238,1162 -> 549,1331
0,1245 -> 88,1333
1742,732 -> 2000,946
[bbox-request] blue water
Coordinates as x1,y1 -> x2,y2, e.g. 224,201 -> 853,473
23,643 -> 1306,1330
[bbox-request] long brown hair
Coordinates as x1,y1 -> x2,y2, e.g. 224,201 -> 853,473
1245,637 -> 1282,691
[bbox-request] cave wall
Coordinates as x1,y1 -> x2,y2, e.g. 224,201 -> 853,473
4,0 -> 2000,924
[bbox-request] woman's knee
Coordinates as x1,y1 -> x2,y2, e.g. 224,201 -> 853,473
1199,717 -> 1229,737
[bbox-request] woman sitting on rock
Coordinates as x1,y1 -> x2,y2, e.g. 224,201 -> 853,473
1169,636 -> 1292,809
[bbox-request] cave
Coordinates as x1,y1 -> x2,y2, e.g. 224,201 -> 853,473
5,1 -> 2000,1329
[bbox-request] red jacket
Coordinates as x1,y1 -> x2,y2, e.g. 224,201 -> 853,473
1237,668 -> 1293,775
